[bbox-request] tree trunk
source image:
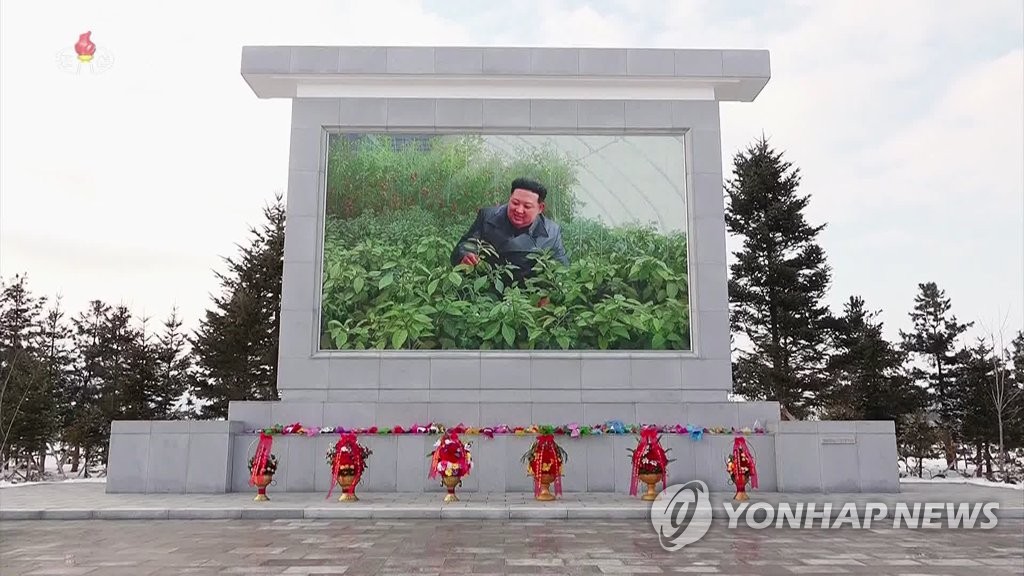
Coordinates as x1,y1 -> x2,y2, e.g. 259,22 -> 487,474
49,444 -> 65,478
917,454 -> 923,478
70,445 -> 80,473
984,443 -> 993,480
997,413 -> 1007,483
780,405 -> 798,421
943,430 -> 957,469
38,448 -> 47,481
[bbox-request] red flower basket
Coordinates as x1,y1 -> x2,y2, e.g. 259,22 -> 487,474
327,433 -> 372,502
727,436 -> 758,501
428,431 -> 473,502
521,434 -> 567,501
629,427 -> 673,500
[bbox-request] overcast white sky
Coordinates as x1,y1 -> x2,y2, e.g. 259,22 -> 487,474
1,0 -> 1022,345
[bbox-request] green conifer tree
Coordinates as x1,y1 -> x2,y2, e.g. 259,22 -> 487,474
725,137 -> 833,418
191,196 -> 285,418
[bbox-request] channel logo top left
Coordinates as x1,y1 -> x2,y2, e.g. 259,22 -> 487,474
56,31 -> 115,74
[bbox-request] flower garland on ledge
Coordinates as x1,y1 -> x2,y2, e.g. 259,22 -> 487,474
245,421 -> 770,438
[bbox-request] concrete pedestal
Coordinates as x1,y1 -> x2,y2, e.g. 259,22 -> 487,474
107,399 -> 898,494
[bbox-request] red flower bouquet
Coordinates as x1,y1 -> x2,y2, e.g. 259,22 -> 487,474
327,433 -> 372,501
521,434 -> 567,501
248,433 -> 277,501
727,436 -> 758,501
428,431 -> 472,502
629,427 -> 674,500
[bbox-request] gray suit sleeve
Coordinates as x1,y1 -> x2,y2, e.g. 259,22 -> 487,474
451,209 -> 486,266
550,226 -> 570,265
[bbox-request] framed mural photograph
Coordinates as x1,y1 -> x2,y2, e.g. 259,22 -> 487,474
317,132 -> 692,351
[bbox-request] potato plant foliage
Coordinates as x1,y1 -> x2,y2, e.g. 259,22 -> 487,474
320,134 -> 690,350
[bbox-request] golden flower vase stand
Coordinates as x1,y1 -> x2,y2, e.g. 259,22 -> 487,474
733,473 -> 750,501
252,474 -> 274,502
638,473 -> 663,502
441,475 -> 463,502
336,467 -> 359,502
535,473 -> 558,501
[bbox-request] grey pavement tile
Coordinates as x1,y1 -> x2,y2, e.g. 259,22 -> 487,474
979,558 -> 1024,566
919,558 -> 983,566
22,565 -> 99,569
1,517 -> 1022,576
801,558 -> 865,566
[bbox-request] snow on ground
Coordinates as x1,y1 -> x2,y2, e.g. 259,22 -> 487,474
900,477 -> 1023,490
0,477 -> 106,488
898,457 -> 1023,490
1,453 -> 106,488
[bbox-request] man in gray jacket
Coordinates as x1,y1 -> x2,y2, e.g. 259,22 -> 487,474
451,177 -> 570,283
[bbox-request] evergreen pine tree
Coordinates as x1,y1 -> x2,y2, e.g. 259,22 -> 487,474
106,305 -> 148,423
191,196 -> 285,418
1012,331 -> 1024,378
0,275 -> 57,481
824,296 -> 928,435
38,297 -> 78,475
68,301 -> 115,474
725,137 -> 833,418
899,282 -> 971,467
153,308 -> 195,419
956,338 -> 1000,478
899,409 -> 939,478
1010,332 -> 1024,465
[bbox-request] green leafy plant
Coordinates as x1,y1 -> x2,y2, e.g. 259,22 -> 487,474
320,134 -> 692,351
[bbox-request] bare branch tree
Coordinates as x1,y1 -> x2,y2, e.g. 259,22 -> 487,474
981,311 -> 1023,483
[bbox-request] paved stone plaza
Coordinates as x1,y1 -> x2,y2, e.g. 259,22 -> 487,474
2,482 -> 1023,521
2,483 -> 1023,575
2,517 -> 1022,576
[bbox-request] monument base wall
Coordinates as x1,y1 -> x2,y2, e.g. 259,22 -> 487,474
106,401 -> 899,495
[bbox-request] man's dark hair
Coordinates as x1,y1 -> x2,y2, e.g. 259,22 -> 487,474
510,177 -> 547,202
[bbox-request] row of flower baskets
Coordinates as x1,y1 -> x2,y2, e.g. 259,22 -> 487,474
248,421 -> 771,439
247,426 -> 759,503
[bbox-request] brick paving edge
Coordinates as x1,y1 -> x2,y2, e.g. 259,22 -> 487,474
3,506 -> 1022,521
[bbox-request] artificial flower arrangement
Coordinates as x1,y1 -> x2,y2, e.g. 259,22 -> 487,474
249,453 -> 278,476
727,436 -> 758,501
428,430 -> 473,479
248,433 -> 278,501
428,431 -> 473,502
628,427 -> 675,500
326,433 -> 372,501
520,434 -> 568,501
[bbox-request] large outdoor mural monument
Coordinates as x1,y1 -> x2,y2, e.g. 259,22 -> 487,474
106,46 -> 899,496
